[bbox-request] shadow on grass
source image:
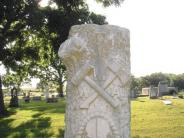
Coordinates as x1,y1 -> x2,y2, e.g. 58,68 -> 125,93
0,112 -> 15,119
57,128 -> 65,138
131,98 -> 147,102
0,118 -> 15,138
0,108 -> 17,119
133,136 -> 151,138
0,113 -> 58,138
18,98 -> 66,114
139,101 -> 146,102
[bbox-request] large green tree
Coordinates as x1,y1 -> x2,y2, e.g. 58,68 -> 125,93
0,0 -> 123,115
173,74 -> 184,91
30,0 -> 108,97
0,0 -> 42,115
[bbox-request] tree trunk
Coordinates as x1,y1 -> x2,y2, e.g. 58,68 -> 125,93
58,83 -> 64,97
0,75 -> 7,116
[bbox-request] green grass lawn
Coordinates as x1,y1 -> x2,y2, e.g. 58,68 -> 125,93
131,97 -> 184,138
1,97 -> 184,138
1,98 -> 65,138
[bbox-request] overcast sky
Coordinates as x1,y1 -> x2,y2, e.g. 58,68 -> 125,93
87,0 -> 184,77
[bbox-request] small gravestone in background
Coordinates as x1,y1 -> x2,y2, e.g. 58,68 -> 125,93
24,92 -> 30,103
162,100 -> 172,105
59,24 -> 131,138
32,96 -> 41,101
9,87 -> 19,107
158,81 -> 169,97
130,90 -> 137,99
141,88 -> 150,96
149,86 -> 158,99
47,95 -> 58,103
43,85 -> 58,103
44,85 -> 49,100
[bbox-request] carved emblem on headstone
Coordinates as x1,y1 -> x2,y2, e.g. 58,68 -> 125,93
58,24 -> 131,138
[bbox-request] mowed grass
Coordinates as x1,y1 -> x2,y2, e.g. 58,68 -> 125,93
1,97 -> 65,138
131,97 -> 184,138
1,96 -> 184,138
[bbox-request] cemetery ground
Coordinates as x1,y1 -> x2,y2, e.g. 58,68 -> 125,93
1,94 -> 184,138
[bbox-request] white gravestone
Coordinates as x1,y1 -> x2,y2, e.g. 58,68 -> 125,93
58,24 -> 131,138
44,85 -> 49,99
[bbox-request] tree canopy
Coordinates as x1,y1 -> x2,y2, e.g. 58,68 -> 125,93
0,0 -> 43,67
0,0 -> 121,115
96,0 -> 124,7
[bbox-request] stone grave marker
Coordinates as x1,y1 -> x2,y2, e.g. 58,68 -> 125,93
158,81 -> 169,97
58,24 -> 131,138
149,86 -> 158,99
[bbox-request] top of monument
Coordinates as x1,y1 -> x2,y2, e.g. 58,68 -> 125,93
69,24 -> 129,36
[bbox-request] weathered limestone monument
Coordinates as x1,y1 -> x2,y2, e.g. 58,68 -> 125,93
58,24 -> 131,138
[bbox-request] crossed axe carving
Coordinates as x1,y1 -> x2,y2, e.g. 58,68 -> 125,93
71,61 -> 124,109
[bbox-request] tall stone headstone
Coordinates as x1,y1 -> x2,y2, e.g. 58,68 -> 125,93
58,24 -> 131,138
158,81 -> 169,97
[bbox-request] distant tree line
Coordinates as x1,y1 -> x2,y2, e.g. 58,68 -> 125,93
131,72 -> 184,92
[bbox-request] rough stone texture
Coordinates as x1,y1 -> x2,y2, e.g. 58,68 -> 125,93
58,24 -> 131,138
